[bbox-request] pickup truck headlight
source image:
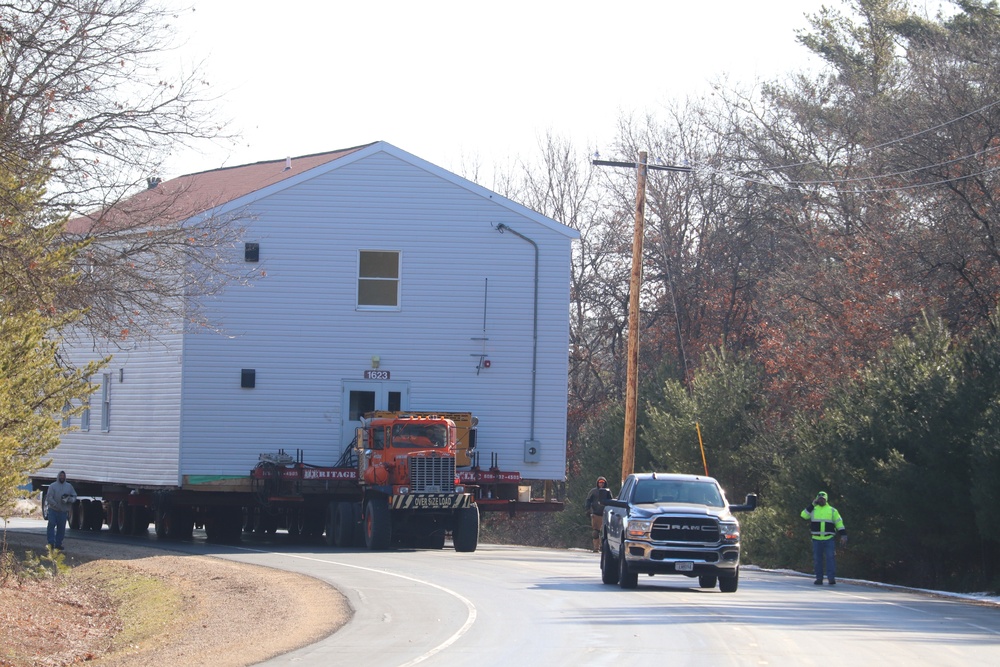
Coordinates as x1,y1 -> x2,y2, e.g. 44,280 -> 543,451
626,519 -> 652,539
720,522 -> 740,543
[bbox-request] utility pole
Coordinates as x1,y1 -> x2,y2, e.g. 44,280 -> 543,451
593,152 -> 691,484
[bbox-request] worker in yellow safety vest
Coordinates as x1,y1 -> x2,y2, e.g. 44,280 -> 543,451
800,491 -> 847,585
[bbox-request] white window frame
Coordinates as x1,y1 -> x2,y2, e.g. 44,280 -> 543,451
80,396 -> 90,432
101,372 -> 111,432
357,249 -> 401,310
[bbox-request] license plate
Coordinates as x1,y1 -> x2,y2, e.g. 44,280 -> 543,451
676,561 -> 694,572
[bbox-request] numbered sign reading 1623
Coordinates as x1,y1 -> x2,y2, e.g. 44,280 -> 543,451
364,370 -> 390,380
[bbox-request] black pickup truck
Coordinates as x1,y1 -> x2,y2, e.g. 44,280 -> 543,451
601,472 -> 757,592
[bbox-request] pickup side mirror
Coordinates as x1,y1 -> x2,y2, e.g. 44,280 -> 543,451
729,493 -> 758,513
603,498 -> 629,509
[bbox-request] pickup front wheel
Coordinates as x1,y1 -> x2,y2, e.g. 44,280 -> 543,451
719,567 -> 739,593
600,538 -> 619,585
618,546 -> 638,589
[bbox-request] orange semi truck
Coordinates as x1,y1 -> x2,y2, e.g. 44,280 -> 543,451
51,411 -> 561,552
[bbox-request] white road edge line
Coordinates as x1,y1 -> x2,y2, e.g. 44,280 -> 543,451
231,546 -> 478,666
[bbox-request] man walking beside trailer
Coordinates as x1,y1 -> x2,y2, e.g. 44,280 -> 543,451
45,471 -> 77,551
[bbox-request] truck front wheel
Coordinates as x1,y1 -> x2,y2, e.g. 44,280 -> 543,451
364,497 -> 391,550
601,538 -> 619,585
719,567 -> 739,593
452,504 -> 479,553
618,546 -> 638,589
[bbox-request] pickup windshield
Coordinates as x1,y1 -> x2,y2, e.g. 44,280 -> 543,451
630,480 -> 724,508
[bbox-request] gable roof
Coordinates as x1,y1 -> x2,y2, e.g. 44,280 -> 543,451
66,141 -> 579,240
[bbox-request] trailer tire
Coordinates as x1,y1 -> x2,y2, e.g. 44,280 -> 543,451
129,506 -> 151,535
83,499 -> 104,531
452,504 -> 479,553
116,501 -> 132,535
206,506 -> 242,544
334,502 -> 358,548
69,500 -> 84,531
323,502 -> 339,546
156,504 -> 194,540
364,497 -> 391,550
305,510 -> 326,538
108,501 -> 121,534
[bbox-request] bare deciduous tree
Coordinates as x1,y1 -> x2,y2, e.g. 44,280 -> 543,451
1,0 -> 251,343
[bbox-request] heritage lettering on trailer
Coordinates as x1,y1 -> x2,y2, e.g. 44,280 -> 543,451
303,469 -> 358,480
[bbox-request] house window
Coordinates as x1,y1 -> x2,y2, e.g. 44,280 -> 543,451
245,242 -> 260,262
61,401 -> 72,428
358,250 -> 400,308
101,372 -> 111,431
81,397 -> 90,432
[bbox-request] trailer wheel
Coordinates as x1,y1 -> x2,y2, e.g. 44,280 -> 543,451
452,504 -> 479,553
206,506 -> 242,544
83,499 -> 104,531
108,501 -> 121,534
334,502 -> 358,548
156,504 -> 194,540
364,497 -> 391,550
130,506 -> 151,535
69,500 -> 84,530
420,529 -> 446,550
304,509 -> 326,538
323,502 -> 339,546
116,501 -> 132,534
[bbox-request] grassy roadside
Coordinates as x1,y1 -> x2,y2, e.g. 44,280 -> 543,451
1,533 -> 191,667
71,560 -> 190,660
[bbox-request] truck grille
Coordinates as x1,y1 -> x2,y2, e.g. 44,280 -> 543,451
410,456 -> 455,493
651,516 -> 720,543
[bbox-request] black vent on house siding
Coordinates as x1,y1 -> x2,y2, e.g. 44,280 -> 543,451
245,242 -> 260,262
241,369 -> 256,388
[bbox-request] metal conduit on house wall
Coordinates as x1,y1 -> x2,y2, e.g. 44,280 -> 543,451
495,223 -> 538,442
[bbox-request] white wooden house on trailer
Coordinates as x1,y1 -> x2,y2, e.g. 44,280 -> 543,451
51,141 -> 579,489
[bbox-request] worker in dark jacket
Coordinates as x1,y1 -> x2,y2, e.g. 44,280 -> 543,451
801,491 -> 847,585
584,476 -> 613,552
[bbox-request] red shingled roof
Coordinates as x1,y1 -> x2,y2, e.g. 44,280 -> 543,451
66,143 -> 374,234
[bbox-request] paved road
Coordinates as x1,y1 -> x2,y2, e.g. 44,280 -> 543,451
5,518 -> 999,666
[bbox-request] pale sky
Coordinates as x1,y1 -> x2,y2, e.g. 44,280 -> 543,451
163,0 -> 832,180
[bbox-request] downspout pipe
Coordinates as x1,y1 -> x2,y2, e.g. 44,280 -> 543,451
495,223 -> 538,441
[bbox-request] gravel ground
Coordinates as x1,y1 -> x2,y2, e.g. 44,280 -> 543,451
1,521 -> 351,667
